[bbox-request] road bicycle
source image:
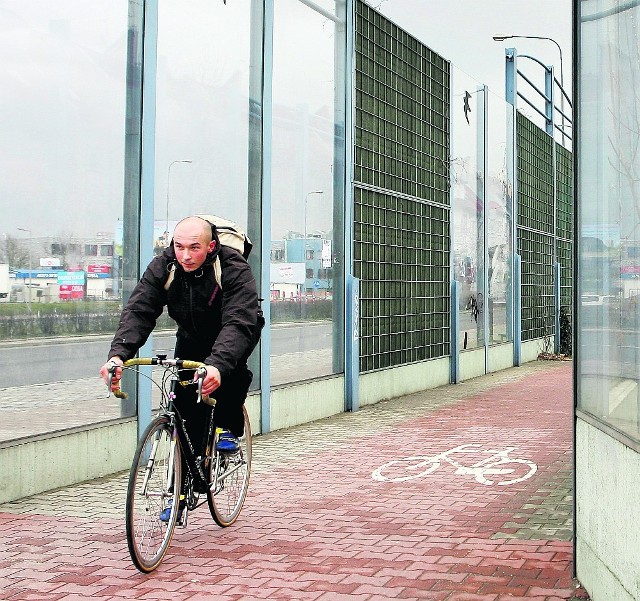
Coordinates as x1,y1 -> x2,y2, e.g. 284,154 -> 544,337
372,443 -> 537,486
106,355 -> 252,573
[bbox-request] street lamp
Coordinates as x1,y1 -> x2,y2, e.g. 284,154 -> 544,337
166,160 -> 193,236
493,34 -> 568,141
492,35 -> 564,89
304,190 -> 324,239
17,227 -> 32,308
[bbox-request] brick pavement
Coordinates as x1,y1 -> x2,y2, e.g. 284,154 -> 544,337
0,360 -> 589,600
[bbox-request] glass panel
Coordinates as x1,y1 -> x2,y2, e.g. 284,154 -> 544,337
155,1 -> 261,390
451,67 -> 485,350
156,1 -> 256,232
487,89 -> 513,344
270,0 -> 346,385
578,0 -> 640,440
0,1 -> 130,442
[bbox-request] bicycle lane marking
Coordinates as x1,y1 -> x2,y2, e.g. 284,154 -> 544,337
371,443 -> 538,486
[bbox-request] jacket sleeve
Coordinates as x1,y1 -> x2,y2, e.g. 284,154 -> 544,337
205,250 -> 260,375
108,257 -> 168,361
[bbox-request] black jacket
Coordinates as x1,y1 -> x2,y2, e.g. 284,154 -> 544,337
108,244 -> 261,377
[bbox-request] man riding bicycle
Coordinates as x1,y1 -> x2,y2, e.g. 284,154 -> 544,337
100,215 -> 262,516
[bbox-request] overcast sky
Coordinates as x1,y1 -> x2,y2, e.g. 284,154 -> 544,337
0,1 -> 572,243
375,0 -> 572,100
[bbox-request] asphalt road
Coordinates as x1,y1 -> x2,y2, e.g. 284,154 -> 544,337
0,321 -> 333,388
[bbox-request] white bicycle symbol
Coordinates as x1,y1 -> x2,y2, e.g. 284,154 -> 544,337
372,444 -> 537,486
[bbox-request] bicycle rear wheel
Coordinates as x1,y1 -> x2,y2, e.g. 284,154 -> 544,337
207,405 -> 252,527
126,416 -> 182,573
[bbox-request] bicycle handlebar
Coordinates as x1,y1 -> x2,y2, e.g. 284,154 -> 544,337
106,356 -> 207,401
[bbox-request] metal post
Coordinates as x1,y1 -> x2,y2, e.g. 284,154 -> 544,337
545,65 -> 554,137
137,0 -> 159,438
16,228 -> 32,310
514,254 -> 522,366
505,48 -> 520,367
259,0 -> 274,434
450,280 -> 460,383
481,85 -> 490,372
554,261 -> 561,354
345,275 -> 360,411
343,0 -> 356,407
247,0 -> 265,425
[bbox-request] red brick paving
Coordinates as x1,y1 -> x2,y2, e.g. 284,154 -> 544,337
0,361 -> 588,600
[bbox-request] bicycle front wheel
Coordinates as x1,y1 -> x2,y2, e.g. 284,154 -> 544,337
126,416 -> 182,573
207,405 -> 252,527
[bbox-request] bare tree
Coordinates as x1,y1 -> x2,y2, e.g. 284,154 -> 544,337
0,235 -> 30,269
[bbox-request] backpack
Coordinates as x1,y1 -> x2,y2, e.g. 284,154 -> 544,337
196,214 -> 253,259
164,215 -> 253,291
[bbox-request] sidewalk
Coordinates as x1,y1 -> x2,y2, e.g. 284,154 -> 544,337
0,360 -> 589,600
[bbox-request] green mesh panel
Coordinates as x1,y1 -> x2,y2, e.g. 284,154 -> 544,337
556,144 -> 573,316
518,228 -> 555,341
354,1 -> 451,372
556,144 -> 573,242
355,1 -> 449,204
516,113 -> 572,341
557,239 -> 573,314
354,188 -> 450,372
517,113 -> 554,234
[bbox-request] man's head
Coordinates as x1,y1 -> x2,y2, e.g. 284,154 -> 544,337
173,217 -> 215,272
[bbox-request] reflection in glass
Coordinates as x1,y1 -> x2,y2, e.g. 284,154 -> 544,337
451,68 -> 485,351
270,0 -> 345,385
578,2 -> 640,441
0,1 -> 130,441
155,1 -> 261,390
486,89 -> 513,344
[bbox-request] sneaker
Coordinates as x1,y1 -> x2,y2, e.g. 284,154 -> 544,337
216,430 -> 240,453
160,497 -> 185,523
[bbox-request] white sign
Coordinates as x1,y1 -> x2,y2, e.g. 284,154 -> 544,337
322,239 -> 332,268
40,257 -> 61,267
270,263 -> 305,284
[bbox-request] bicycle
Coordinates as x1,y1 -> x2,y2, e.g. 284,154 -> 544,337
106,355 -> 252,573
372,443 -> 537,486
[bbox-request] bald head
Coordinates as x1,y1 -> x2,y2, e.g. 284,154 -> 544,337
174,216 -> 212,243
173,217 -> 215,272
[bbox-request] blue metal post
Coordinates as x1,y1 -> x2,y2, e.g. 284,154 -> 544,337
450,280 -> 460,383
545,65 -> 555,137
137,0 -> 159,438
514,254 -> 522,366
505,48 -> 517,106
343,0 -> 356,410
554,261 -> 561,354
345,275 -> 360,411
505,48 -> 520,367
260,0 -> 274,434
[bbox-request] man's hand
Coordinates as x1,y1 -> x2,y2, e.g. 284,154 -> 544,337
198,365 -> 222,396
100,357 -> 124,391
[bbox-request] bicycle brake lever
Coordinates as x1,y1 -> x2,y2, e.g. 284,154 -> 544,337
195,366 -> 207,403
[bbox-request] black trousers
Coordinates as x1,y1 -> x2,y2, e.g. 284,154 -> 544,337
172,364 -> 252,458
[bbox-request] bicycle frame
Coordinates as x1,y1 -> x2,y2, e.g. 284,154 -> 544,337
108,356 -> 215,495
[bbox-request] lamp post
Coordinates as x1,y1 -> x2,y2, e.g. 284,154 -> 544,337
304,190 -> 324,239
492,34 -> 567,138
17,227 -> 32,309
166,160 -> 192,236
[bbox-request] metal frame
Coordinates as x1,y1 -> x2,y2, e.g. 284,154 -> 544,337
504,46 -> 573,363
